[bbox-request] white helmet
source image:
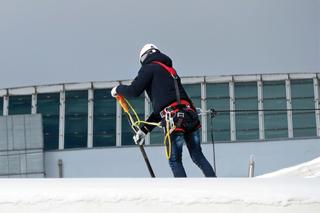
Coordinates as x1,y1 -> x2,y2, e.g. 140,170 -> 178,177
139,43 -> 159,63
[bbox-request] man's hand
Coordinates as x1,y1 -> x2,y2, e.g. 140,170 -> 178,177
111,86 -> 118,97
133,129 -> 146,145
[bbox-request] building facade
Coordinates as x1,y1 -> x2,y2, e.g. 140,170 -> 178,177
1,73 -> 320,177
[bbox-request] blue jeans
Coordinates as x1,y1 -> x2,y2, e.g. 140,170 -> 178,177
168,129 -> 216,177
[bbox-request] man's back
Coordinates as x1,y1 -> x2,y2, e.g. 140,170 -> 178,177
117,51 -> 192,114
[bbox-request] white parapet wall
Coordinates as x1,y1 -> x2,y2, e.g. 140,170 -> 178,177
0,178 -> 319,213
1,157 -> 320,213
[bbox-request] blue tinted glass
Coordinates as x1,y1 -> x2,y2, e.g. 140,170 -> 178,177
235,82 -> 257,98
0,97 -> 2,115
263,81 -> 286,99
207,83 -> 230,141
291,79 -> 316,137
64,91 -> 88,149
9,95 -> 32,115
150,127 -> 163,145
184,84 -> 201,108
263,81 -> 288,139
235,82 -> 259,140
37,93 -> 60,150
291,79 -> 314,98
93,89 -> 116,147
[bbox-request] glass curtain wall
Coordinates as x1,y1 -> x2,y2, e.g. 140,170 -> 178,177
263,81 -> 288,139
291,79 -> 317,137
93,89 -> 116,147
37,93 -> 60,150
8,95 -> 31,115
206,83 -> 230,141
234,82 -> 259,140
64,90 -> 88,148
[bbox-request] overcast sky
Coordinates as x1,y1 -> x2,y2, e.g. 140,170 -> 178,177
0,0 -> 319,88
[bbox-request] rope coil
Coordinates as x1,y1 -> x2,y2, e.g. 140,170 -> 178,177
116,95 -> 173,159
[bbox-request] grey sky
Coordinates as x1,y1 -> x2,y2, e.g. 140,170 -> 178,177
0,0 -> 319,88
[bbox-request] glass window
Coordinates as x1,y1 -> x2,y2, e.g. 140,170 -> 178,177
37,93 -> 60,150
64,90 -> 88,149
234,82 -> 259,140
9,95 -> 31,115
0,97 -> 3,116
263,81 -> 288,139
93,89 -> 116,147
121,95 -> 145,146
291,79 -> 316,137
206,83 -> 230,142
184,84 -> 201,108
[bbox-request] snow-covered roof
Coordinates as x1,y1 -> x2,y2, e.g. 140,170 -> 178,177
0,157 -> 320,213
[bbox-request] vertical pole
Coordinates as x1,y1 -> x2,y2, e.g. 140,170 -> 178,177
248,155 -> 255,178
257,79 -> 265,140
313,77 -> 320,136
3,93 -> 9,116
286,79 -> 293,138
31,92 -> 37,114
144,92 -> 151,145
58,159 -> 63,178
116,84 -> 122,147
229,81 -> 236,141
59,90 -> 65,150
87,88 -> 94,148
201,81 -> 208,142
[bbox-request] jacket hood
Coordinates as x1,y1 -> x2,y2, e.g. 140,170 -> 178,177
142,51 -> 173,67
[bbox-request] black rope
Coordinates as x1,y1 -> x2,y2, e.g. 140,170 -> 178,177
209,109 -> 217,176
214,108 -> 320,113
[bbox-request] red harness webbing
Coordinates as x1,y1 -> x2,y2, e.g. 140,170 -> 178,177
152,61 -> 177,78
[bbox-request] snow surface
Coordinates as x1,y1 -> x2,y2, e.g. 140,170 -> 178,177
258,156 -> 320,178
0,157 -> 320,213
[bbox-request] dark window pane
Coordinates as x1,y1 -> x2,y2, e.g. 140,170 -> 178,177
93,89 -> 116,147
122,95 -> 144,146
265,129 -> 288,139
150,128 -> 163,145
263,81 -> 288,139
37,93 -> 60,150
291,79 -> 316,137
207,83 -> 230,142
263,81 -> 286,99
235,82 -> 258,140
184,84 -> 201,108
291,79 -> 314,98
9,95 -> 31,115
65,91 -> 88,149
207,83 -> 229,98
0,97 -> 2,115
264,113 -> 288,139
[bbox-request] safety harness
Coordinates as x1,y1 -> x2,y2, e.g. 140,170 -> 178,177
153,61 -> 200,159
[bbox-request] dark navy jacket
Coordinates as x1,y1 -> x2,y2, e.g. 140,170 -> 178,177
116,51 -> 193,132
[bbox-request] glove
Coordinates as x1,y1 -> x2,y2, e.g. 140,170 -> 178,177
111,86 -> 118,97
133,129 -> 146,145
